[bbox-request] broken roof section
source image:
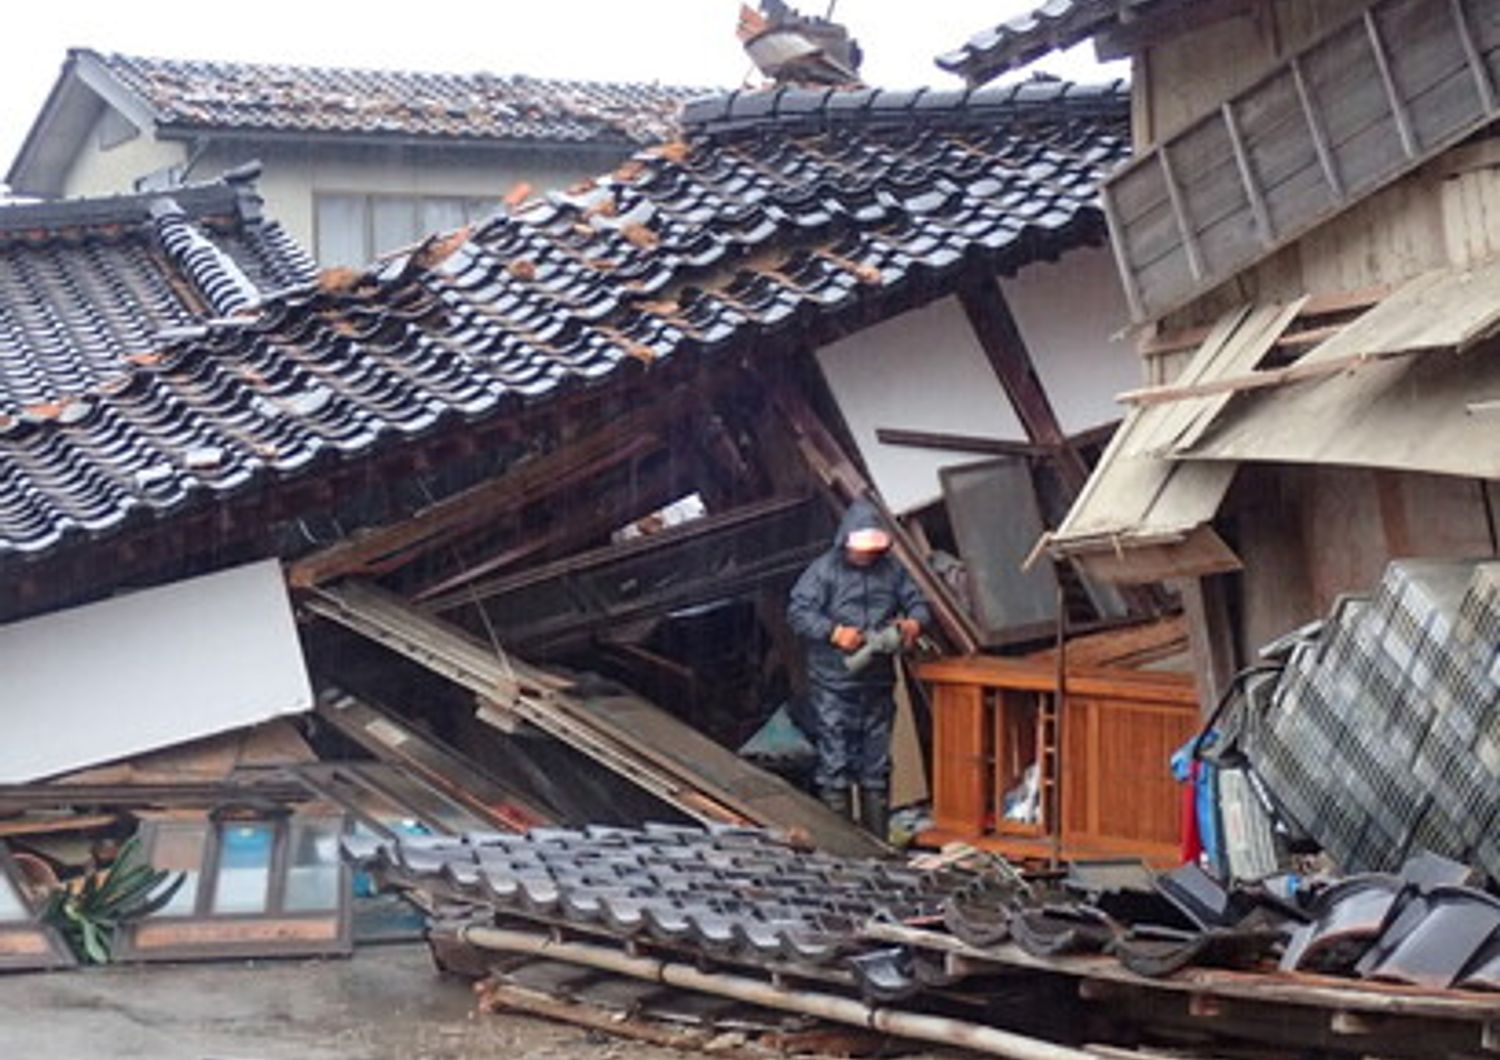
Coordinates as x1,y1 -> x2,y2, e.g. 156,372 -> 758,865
9,49 -> 706,194
936,0 -> 1130,85
0,79 -> 1128,571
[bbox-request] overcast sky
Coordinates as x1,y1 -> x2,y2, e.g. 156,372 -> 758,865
3,1 -> 1124,189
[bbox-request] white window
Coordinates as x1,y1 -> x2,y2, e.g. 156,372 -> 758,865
314,193 -> 496,267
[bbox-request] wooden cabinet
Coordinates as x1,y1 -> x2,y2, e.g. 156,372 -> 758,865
917,656 -> 1199,865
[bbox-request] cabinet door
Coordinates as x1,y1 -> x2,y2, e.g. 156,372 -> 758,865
931,682 -> 988,835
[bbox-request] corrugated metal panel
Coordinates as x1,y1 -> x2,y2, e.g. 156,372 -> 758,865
1104,0 -> 1500,322
0,559 -> 312,783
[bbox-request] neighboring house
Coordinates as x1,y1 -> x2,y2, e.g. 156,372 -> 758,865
8,49 -> 704,266
939,2 -> 1500,691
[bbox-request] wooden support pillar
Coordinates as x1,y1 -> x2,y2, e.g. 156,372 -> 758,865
955,274 -> 1091,499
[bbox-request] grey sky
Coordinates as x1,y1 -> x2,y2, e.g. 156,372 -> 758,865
3,1 -> 1124,192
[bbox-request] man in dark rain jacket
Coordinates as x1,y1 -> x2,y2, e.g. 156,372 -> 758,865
787,498 -> 930,839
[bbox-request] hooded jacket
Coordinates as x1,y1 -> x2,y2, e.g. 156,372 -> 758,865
787,498 -> 932,692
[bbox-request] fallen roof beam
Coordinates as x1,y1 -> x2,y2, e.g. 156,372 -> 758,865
956,274 -> 1091,497
287,393 -> 687,588
761,372 -> 984,654
303,580 -> 885,857
874,428 -> 1054,459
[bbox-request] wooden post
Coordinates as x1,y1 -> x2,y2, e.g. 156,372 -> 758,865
956,274 -> 1091,499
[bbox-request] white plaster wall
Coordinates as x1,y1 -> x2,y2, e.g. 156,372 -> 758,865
194,139 -> 627,252
998,245 -> 1137,435
62,110 -> 182,199
816,245 -> 1136,514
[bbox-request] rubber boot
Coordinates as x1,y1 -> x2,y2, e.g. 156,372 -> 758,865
859,785 -> 890,842
819,786 -> 852,820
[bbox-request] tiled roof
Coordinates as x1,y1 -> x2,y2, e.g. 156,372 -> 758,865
0,81 -> 1129,566
86,50 -> 704,146
937,0 -> 1135,85
0,168 -> 313,411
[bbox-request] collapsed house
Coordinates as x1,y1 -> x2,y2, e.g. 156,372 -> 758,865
0,74 -> 1174,968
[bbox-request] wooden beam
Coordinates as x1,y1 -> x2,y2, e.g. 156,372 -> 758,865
874,427 -> 1053,459
1117,346 -> 1423,408
1290,55 -> 1345,202
287,397 -> 684,587
956,274 -> 1091,497
1450,0 -> 1497,114
1157,150 -> 1207,282
1221,101 -> 1274,248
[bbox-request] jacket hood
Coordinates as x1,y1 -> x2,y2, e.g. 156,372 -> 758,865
833,497 -> 886,546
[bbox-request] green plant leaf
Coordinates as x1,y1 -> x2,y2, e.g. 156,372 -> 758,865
79,918 -> 109,964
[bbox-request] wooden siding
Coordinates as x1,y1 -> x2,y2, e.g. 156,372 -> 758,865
1109,0 -> 1500,322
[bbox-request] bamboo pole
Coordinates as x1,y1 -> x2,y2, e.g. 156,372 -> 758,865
461,924 -> 1100,1060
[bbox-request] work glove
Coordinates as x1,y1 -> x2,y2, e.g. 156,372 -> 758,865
896,617 -> 921,647
830,625 -> 864,652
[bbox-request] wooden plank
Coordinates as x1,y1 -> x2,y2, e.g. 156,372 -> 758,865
1451,0 -> 1498,112
1364,10 -> 1419,157
1070,524 -> 1244,585
1100,186 -> 1149,322
305,581 -> 886,857
1222,101 -> 1275,248
916,656 -> 1197,705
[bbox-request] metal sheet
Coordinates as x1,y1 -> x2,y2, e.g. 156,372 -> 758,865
0,559 -> 312,784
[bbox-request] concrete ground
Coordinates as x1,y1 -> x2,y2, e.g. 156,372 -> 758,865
0,942 -> 698,1060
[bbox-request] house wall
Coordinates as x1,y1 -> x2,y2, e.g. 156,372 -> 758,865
816,245 -> 1137,514
1229,465 -> 1498,653
57,104 -> 632,258
188,138 -> 625,254
61,109 -> 182,199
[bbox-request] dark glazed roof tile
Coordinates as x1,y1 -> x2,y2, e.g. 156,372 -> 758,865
0,82 -> 1128,563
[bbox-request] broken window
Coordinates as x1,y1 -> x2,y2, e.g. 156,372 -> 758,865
114,812 -> 352,961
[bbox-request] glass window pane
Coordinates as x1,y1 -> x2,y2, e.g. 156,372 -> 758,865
211,823 -> 274,914
371,197 -> 420,256
283,819 -> 342,913
0,866 -> 28,920
147,823 -> 208,918
419,197 -> 466,236
315,194 -> 368,268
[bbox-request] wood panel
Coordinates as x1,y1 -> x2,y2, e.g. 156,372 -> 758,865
921,659 -> 1198,866
931,682 -> 988,836
1112,0 -> 1500,322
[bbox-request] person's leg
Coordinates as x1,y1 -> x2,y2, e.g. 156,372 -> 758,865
812,685 -> 854,818
855,687 -> 895,840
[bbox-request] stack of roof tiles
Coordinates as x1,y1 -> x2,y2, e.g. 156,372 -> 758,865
1246,559 -> 1500,879
80,50 -> 703,146
0,80 -> 1128,565
347,822 -> 959,973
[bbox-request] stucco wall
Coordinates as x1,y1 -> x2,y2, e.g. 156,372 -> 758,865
61,109 -> 182,199
816,245 -> 1136,513
191,138 -> 629,253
